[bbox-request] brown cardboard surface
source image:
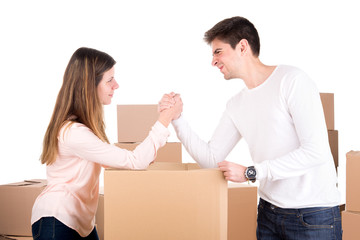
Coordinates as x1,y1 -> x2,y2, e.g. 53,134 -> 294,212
97,178 -> 258,240
147,162 -> 199,170
117,104 -> 159,142
340,204 -> 346,217
342,211 -> 360,239
104,162 -> 227,240
228,183 -> 257,240
346,151 -> 360,212
115,142 -> 182,163
95,194 -> 104,240
0,236 -> 33,240
320,93 -> 334,130
328,130 -> 338,169
0,179 -> 47,236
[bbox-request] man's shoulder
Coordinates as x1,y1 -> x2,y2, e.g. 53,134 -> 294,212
277,65 -> 317,96
276,64 -> 307,76
275,65 -> 312,88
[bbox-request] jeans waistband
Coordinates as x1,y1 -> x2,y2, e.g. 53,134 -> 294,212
259,198 -> 339,215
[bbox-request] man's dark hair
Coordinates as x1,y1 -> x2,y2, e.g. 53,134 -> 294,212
204,16 -> 260,57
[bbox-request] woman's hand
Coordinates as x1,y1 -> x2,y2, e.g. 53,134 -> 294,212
158,92 -> 183,127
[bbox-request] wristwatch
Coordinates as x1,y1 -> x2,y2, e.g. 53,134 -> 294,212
245,166 -> 256,183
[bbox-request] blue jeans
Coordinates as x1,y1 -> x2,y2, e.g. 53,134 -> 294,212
32,217 -> 99,240
257,198 -> 342,240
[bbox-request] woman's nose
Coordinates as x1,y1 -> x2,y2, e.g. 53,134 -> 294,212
113,79 -> 119,90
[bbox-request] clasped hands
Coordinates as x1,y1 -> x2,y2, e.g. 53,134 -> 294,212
157,92 -> 183,127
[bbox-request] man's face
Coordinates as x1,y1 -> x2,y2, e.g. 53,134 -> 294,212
211,38 -> 241,80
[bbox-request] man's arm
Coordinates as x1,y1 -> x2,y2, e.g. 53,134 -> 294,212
172,110 -> 241,168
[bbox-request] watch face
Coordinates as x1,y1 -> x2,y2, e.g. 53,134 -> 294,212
246,167 -> 256,180
247,169 -> 256,178
247,169 -> 256,177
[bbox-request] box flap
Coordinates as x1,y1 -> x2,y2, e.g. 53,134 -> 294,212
346,150 -> 360,159
106,163 -> 205,172
228,182 -> 257,189
146,162 -> 202,171
2,179 -> 47,187
147,162 -> 186,170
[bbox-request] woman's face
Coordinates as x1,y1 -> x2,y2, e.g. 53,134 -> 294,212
97,66 -> 118,105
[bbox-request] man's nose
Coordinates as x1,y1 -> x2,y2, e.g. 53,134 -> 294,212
211,57 -> 218,67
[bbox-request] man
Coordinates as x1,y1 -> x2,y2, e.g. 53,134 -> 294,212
161,16 -> 342,239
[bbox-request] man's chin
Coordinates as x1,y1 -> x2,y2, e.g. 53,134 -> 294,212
223,75 -> 233,80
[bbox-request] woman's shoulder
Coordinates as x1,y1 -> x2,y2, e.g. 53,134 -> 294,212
62,121 -> 88,131
58,121 -> 92,143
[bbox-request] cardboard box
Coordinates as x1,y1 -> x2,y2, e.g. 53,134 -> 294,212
96,183 -> 258,240
340,204 -> 346,217
0,236 -> 33,240
328,130 -> 338,169
104,162 -> 227,240
320,93 -> 334,130
117,104 -> 159,142
0,179 -> 47,236
95,194 -> 104,240
346,151 -> 360,212
228,183 -> 257,240
342,211 -> 360,239
114,142 -> 182,163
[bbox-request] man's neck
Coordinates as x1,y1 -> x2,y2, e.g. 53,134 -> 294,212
240,59 -> 276,89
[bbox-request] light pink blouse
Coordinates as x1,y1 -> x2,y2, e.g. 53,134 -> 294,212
31,121 -> 170,237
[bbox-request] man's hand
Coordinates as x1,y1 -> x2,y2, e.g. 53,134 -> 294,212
158,92 -> 176,112
158,92 -> 183,119
218,160 -> 248,182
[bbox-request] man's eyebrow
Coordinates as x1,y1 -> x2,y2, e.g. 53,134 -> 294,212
213,48 -> 222,55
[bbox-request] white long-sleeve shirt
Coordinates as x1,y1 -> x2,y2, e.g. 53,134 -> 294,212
31,121 -> 169,237
172,65 -> 340,208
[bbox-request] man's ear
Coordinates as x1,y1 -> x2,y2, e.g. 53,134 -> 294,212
236,39 -> 250,55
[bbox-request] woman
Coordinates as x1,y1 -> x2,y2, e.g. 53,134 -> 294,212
31,47 -> 181,240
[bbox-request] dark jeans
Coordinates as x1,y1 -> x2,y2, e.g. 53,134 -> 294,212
257,198 -> 342,240
32,217 -> 99,240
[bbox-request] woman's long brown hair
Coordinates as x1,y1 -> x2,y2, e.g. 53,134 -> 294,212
40,47 -> 116,165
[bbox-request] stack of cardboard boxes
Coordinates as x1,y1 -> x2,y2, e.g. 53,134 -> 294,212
342,151 -> 360,239
99,104 -> 258,240
320,93 -> 339,171
97,104 -> 183,240
0,180 -> 46,239
320,93 -> 345,209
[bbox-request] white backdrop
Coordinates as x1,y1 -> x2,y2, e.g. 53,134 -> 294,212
1,0 -> 359,203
